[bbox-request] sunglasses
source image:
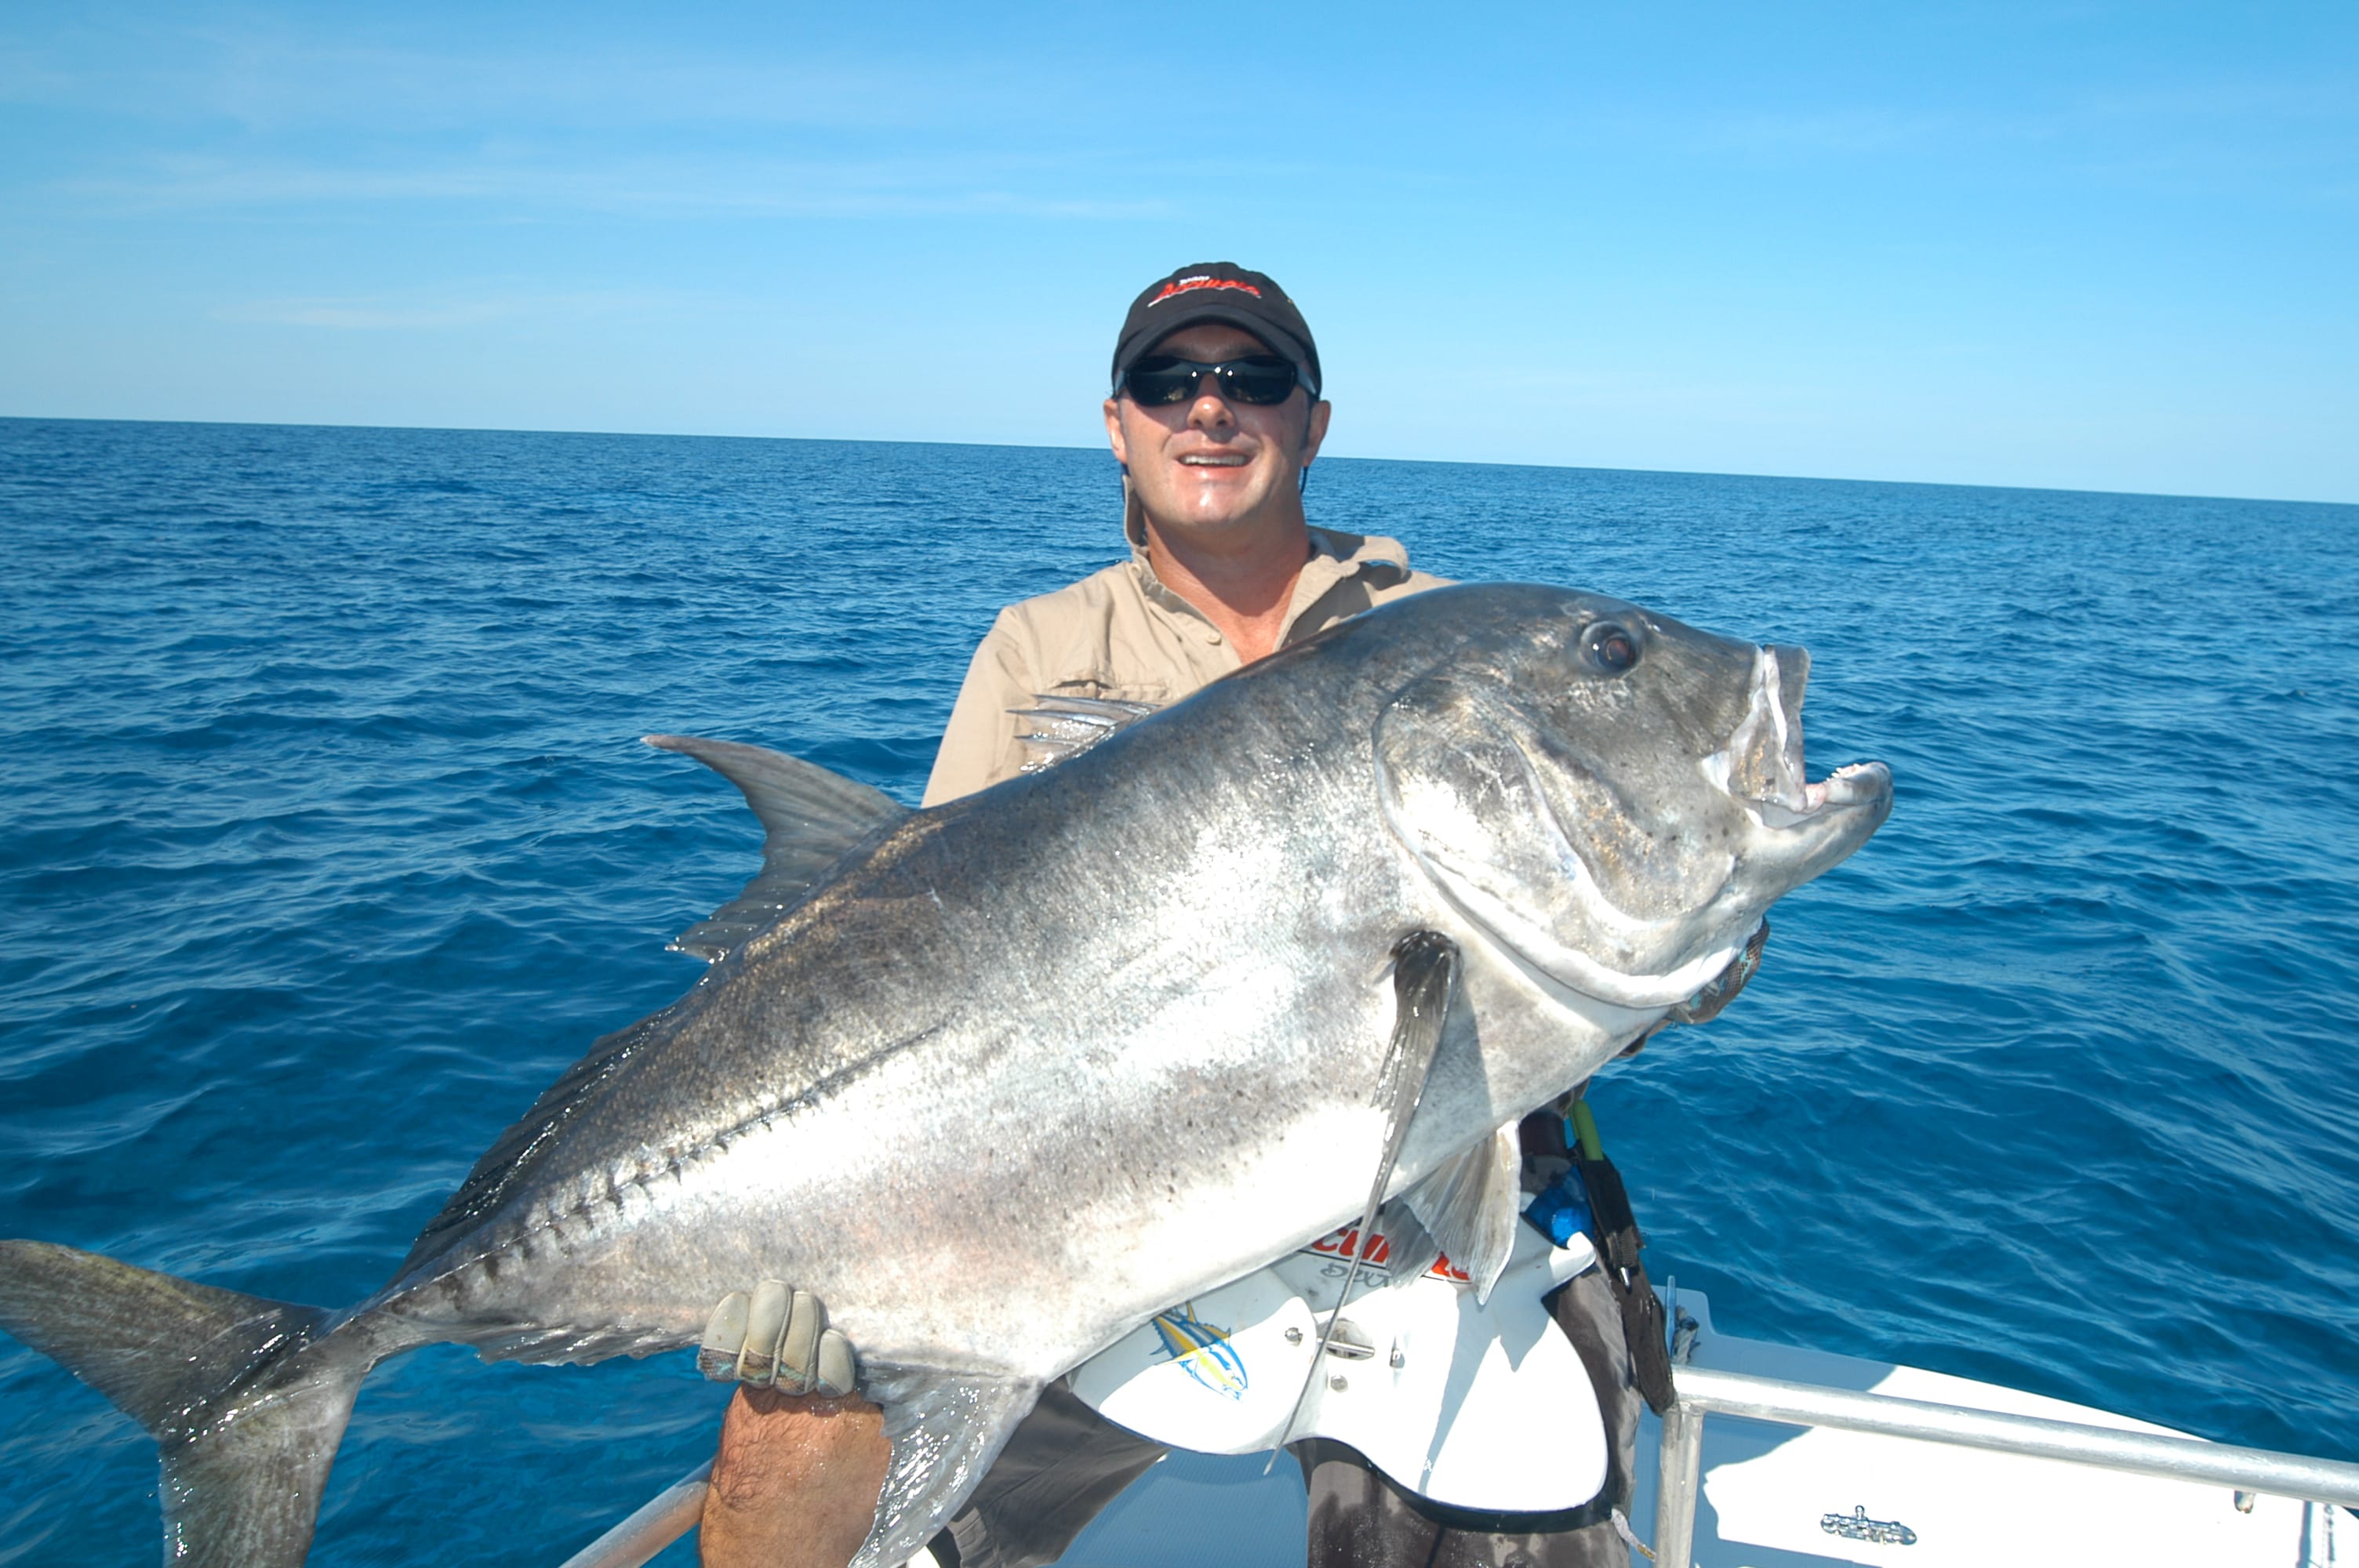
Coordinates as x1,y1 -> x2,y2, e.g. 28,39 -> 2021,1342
1119,355 -> 1307,407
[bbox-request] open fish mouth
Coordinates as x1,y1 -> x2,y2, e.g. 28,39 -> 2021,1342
1710,645 -> 1892,829
1790,761 -> 1892,818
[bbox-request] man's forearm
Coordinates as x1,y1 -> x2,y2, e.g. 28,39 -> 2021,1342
701,1388 -> 889,1568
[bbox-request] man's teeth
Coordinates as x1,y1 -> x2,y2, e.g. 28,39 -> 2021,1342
1180,455 -> 1249,466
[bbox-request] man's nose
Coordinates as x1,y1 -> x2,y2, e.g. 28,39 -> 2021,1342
1187,387 -> 1237,432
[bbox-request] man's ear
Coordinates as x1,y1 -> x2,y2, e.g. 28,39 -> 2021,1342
1103,396 -> 1129,466
1301,398 -> 1332,466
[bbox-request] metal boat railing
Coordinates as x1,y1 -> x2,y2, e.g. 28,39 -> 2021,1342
558,1369 -> 2359,1568
1652,1365 -> 2359,1568
558,1462 -> 709,1568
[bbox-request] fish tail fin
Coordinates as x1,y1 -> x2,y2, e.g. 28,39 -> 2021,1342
0,1238 -> 380,1568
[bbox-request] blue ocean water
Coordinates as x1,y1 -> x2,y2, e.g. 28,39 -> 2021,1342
0,416 -> 2354,1566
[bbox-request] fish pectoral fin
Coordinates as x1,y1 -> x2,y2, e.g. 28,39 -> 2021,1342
1010,694 -> 1162,774
644,735 -> 912,961
1401,1121 -> 1525,1305
852,1367 -> 1045,1568
1266,931 -> 1463,1464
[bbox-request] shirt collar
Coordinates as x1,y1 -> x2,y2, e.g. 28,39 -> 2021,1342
1124,524 -> 1415,646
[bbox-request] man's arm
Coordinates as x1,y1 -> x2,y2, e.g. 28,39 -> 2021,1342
703,1388 -> 889,1568
921,610 -> 1039,806
701,1283 -> 883,1566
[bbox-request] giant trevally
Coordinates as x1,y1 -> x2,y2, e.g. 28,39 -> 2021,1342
0,583 -> 1891,1567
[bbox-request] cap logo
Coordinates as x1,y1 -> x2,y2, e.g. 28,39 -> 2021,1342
1148,275 -> 1263,307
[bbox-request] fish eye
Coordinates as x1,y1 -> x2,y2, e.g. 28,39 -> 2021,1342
1584,622 -> 1640,673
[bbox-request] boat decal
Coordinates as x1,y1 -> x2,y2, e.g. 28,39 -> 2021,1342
1303,1224 -> 1470,1282
1820,1504 -> 1917,1546
1150,1304 -> 1248,1400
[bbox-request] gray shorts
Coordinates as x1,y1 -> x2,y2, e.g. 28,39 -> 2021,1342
938,1266 -> 1638,1568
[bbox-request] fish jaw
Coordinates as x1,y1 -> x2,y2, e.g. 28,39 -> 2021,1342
1701,644 -> 1893,881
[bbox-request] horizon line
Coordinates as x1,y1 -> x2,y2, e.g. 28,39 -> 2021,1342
3,412 -> 2350,513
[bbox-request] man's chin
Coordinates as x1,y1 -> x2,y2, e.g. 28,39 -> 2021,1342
1148,479 -> 1287,531
1150,506 -> 1278,543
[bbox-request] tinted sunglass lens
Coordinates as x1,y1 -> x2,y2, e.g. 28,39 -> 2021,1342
1125,358 -> 1197,405
1219,359 -> 1298,404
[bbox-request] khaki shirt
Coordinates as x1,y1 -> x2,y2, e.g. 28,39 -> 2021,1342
923,526 -> 1451,805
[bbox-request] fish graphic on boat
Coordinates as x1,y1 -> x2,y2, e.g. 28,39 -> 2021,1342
1148,1304 -> 1248,1399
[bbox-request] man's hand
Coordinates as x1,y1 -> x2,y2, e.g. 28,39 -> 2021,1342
698,1280 -> 858,1396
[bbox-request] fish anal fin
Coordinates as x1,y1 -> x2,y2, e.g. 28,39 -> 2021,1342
1370,1200 -> 1444,1283
852,1369 -> 1044,1568
1401,1123 -> 1525,1305
645,735 -> 911,962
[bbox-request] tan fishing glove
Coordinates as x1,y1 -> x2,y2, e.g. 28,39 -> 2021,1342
696,1280 -> 858,1396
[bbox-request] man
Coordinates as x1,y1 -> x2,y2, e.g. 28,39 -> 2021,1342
699,264 -> 1641,1568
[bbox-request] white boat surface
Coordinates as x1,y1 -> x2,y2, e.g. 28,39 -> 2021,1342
1038,1283 -> 2343,1568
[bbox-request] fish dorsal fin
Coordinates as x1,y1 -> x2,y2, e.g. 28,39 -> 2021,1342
645,735 -> 911,962
1401,1122 -> 1524,1305
1012,695 -> 1161,775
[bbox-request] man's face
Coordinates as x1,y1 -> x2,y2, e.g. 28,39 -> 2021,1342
1103,322 -> 1332,541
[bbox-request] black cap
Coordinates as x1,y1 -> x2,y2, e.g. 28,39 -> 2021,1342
1111,263 -> 1321,398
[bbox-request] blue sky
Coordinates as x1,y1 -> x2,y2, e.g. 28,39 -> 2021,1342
3,2 -> 2353,501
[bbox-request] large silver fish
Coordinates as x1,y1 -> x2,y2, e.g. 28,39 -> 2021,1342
0,583 -> 1890,1566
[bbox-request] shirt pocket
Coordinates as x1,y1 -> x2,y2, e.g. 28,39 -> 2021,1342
1040,673 -> 1172,708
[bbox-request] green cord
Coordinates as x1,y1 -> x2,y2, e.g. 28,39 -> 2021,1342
1570,1100 -> 1605,1162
